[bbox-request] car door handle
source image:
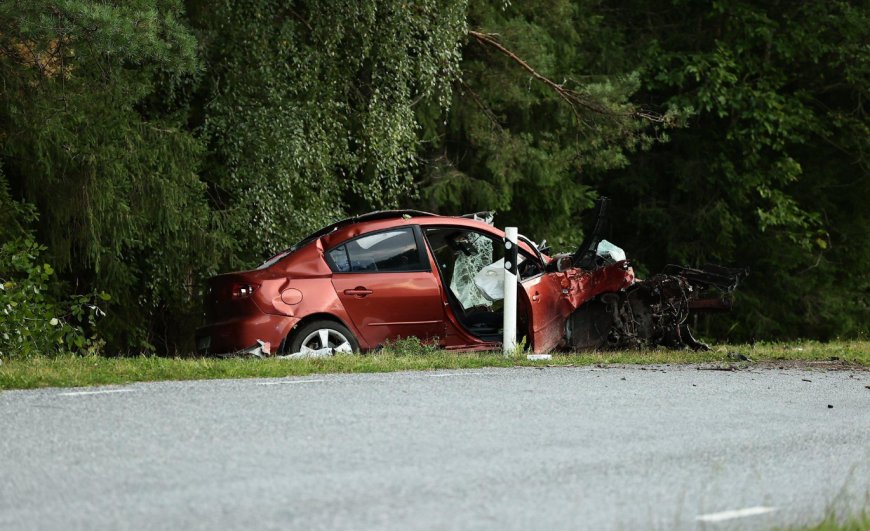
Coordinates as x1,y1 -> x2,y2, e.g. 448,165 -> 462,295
532,291 -> 541,302
344,287 -> 373,297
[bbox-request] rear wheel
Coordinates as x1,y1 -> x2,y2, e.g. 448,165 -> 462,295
286,320 -> 359,355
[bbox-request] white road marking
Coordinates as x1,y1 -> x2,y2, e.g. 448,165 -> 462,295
58,389 -> 133,397
257,379 -> 326,386
696,506 -> 778,522
427,372 -> 484,378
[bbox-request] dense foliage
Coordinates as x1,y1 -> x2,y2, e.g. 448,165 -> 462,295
596,1 -> 870,339
0,0 -> 866,355
189,0 -> 468,260
0,0 -> 220,352
415,0 -> 684,246
0,183 -> 106,359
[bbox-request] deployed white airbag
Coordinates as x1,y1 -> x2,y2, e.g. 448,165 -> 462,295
596,240 -> 626,263
473,255 -> 525,302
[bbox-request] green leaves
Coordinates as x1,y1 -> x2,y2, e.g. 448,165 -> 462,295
0,234 -> 107,360
413,0 -> 681,249
1,0 -> 219,352
594,0 -> 870,340
195,0 -> 469,261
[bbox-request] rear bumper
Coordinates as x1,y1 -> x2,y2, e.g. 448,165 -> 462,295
195,314 -> 300,356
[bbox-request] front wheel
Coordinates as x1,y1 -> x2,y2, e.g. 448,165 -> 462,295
286,320 -> 359,355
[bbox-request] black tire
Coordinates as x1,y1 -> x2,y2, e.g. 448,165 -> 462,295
568,298 -> 615,351
286,319 -> 360,354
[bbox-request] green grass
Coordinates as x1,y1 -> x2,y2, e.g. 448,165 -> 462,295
0,340 -> 867,391
779,513 -> 870,530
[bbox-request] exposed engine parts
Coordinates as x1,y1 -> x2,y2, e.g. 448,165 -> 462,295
569,265 -> 747,352
564,197 -> 748,352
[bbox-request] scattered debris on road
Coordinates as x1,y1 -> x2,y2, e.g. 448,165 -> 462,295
697,365 -> 739,371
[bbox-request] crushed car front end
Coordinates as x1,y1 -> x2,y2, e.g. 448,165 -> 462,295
559,198 -> 748,352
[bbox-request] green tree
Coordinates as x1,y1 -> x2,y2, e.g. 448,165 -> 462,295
411,0 -> 867,340
597,0 -> 870,339
190,0 -> 469,263
413,0 -> 679,248
0,0 -> 222,352
2,0 -> 865,354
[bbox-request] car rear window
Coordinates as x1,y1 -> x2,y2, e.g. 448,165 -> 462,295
328,228 -> 424,273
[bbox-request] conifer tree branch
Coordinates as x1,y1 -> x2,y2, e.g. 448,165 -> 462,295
468,30 -> 668,124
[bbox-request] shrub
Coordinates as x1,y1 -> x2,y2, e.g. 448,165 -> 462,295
0,236 -> 108,360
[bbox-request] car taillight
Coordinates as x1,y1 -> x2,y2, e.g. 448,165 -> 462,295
231,283 -> 258,298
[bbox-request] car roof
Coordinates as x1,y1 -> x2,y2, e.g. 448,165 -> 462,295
317,211 -> 542,261
285,210 -> 434,251
294,210 -> 501,249
308,210 -> 438,238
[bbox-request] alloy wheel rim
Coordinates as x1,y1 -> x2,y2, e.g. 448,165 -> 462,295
299,328 -> 353,354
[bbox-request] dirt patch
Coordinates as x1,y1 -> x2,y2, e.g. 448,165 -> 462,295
756,359 -> 869,371
698,359 -> 869,372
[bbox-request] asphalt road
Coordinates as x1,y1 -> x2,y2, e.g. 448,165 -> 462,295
1,366 -> 868,531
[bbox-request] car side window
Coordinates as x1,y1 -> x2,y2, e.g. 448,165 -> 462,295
328,246 -> 351,272
328,228 -> 424,273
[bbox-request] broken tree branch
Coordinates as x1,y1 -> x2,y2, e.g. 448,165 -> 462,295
467,30 -> 669,126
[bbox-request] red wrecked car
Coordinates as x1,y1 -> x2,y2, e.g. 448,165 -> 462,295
196,200 -> 745,356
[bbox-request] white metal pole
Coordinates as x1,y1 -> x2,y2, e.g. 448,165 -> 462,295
503,227 -> 518,356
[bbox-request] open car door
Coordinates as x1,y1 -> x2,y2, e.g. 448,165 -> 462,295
519,271 -> 566,353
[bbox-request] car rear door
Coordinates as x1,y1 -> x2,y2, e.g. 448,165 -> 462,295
327,226 -> 446,348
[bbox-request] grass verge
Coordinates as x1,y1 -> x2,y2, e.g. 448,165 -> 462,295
779,513 -> 870,530
0,340 -> 867,391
